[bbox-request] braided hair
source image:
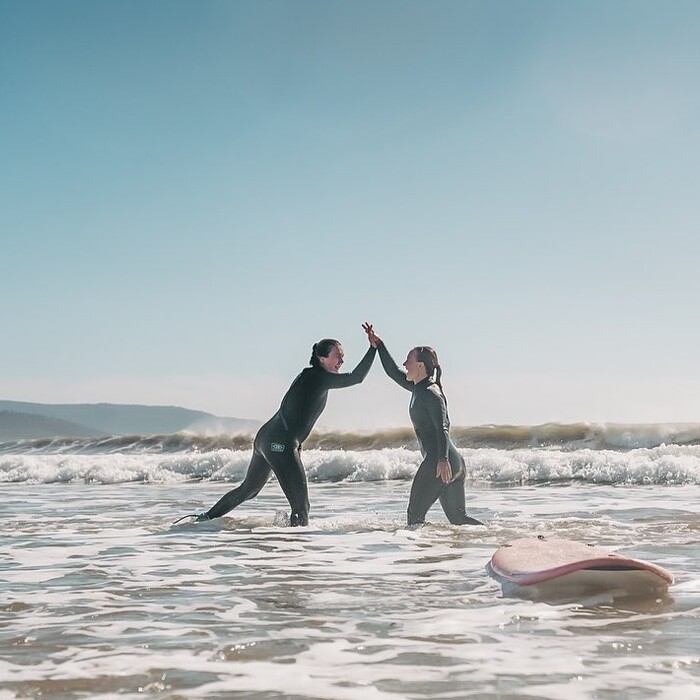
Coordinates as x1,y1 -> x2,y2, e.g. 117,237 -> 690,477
310,339 -> 341,367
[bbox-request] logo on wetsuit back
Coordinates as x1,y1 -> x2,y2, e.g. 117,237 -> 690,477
270,442 -> 285,453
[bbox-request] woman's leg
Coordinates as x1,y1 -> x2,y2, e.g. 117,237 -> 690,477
439,448 -> 483,525
439,476 -> 468,524
268,447 -> 309,526
439,480 -> 483,525
205,450 -> 272,519
406,459 -> 442,525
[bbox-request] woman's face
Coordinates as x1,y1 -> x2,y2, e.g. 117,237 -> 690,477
318,344 -> 344,373
403,349 -> 426,384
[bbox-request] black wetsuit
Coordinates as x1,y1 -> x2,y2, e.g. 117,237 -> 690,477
377,342 -> 479,526
206,346 -> 377,525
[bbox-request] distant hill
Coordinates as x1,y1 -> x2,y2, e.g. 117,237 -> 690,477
0,410 -> 107,440
0,400 -> 260,440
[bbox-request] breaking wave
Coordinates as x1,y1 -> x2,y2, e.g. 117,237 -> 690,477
2,444 -> 700,486
3,422 -> 700,455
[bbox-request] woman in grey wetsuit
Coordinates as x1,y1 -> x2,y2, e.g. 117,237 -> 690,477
177,333 -> 377,526
363,323 -> 482,527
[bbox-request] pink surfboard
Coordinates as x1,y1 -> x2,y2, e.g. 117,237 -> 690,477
489,536 -> 674,599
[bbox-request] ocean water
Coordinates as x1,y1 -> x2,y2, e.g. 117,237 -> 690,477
2,425 -> 700,699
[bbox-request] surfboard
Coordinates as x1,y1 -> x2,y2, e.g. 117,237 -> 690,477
488,536 -> 674,600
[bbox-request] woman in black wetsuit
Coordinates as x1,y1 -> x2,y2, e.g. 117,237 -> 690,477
178,332 -> 377,526
363,323 -> 482,527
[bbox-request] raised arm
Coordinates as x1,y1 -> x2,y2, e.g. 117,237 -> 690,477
362,323 -> 413,392
322,343 -> 377,389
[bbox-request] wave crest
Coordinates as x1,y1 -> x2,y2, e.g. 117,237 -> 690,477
3,422 -> 700,455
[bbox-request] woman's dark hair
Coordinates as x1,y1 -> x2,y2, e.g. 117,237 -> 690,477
310,338 -> 341,367
413,346 -> 446,399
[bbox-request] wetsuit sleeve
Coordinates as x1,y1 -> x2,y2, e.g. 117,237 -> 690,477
377,342 -> 413,392
322,345 -> 377,389
425,387 -> 450,460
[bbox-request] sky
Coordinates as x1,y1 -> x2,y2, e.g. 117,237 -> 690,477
2,0 -> 700,430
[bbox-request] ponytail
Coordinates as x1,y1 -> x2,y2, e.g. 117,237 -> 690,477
435,364 -> 446,402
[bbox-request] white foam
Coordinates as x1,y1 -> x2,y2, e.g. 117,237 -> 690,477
4,444 -> 700,485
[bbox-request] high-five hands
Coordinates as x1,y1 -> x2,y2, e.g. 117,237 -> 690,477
362,322 -> 381,348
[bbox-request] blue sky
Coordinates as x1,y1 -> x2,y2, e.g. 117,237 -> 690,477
2,0 -> 699,429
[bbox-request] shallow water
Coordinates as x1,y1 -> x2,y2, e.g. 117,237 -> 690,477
2,481 -> 700,699
0,482 -> 700,700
